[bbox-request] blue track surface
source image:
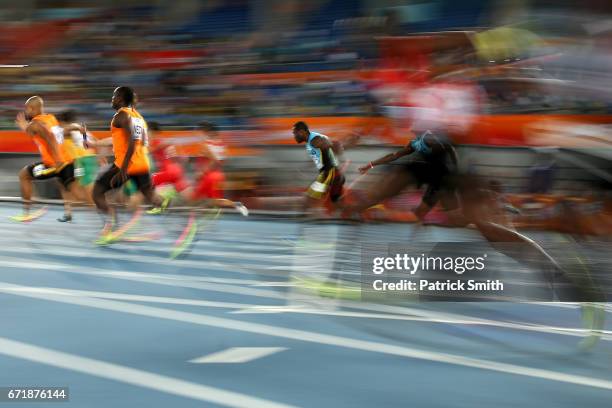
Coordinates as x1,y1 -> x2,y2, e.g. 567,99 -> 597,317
0,204 -> 610,407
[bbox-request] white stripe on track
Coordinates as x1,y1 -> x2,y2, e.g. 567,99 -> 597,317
0,337 -> 296,408
1,281 -> 611,391
1,256 -> 608,340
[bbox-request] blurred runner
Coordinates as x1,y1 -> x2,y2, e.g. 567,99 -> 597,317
292,121 -> 345,214
146,122 -> 192,214
354,129 -> 605,341
188,121 -> 248,215
92,86 -> 165,243
57,110 -> 97,208
354,129 -> 462,223
12,96 -> 84,222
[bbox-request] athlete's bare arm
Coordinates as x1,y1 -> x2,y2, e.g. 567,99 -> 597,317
88,136 -> 112,147
311,136 -> 334,170
27,120 -> 63,166
358,143 -> 414,174
340,132 -> 361,150
330,132 -> 361,156
15,112 -> 28,131
62,123 -> 83,133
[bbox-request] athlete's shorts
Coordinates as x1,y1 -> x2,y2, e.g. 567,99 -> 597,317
95,164 -> 153,195
193,169 -> 225,200
307,167 -> 345,202
403,156 -> 458,210
152,163 -> 189,192
422,178 -> 459,210
27,162 -> 75,189
74,155 -> 98,186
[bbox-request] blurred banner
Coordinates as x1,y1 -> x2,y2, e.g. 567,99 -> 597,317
1,113 -> 611,152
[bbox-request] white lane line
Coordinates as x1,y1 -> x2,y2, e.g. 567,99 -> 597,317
345,301 -> 612,339
14,285 -> 591,333
15,284 -> 600,339
189,347 -> 288,364
0,221 -> 289,245
2,256 -> 608,340
0,257 -> 287,299
526,302 -> 612,312
0,337 -> 296,408
1,282 -> 612,391
230,306 -> 310,314
0,286 -> 275,310
267,264 -> 361,275
0,240 -> 290,277
0,234 -> 291,262
251,282 -> 296,287
230,307 -> 612,340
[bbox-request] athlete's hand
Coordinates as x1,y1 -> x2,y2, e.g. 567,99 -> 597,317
81,123 -> 90,148
15,112 -> 28,131
358,163 -> 374,174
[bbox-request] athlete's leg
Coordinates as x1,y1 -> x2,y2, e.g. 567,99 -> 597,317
413,201 -> 432,220
457,180 -> 577,300
190,170 -> 248,215
343,167 -> 416,213
56,180 -> 73,222
133,173 -> 163,208
93,164 -> 120,215
56,163 -> 81,222
80,155 -> 97,204
65,162 -> 90,205
150,163 -> 190,206
18,165 -> 35,215
152,171 -> 171,188
421,182 -> 468,227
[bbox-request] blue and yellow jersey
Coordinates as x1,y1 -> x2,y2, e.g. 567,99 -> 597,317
305,131 -> 338,171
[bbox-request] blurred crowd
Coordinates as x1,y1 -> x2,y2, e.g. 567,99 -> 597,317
0,0 -> 610,131
0,0 -> 388,128
0,0 -> 611,225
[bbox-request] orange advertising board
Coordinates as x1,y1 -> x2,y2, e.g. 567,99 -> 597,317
1,114 -> 610,154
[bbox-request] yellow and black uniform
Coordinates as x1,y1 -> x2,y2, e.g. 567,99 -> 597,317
305,131 -> 344,201
95,107 -> 153,192
63,124 -> 98,186
26,113 -> 75,188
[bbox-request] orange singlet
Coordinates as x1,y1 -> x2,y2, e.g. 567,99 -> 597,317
31,113 -> 73,167
111,107 -> 150,175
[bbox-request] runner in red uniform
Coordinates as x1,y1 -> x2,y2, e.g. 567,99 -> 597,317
191,122 -> 248,216
147,122 -> 190,213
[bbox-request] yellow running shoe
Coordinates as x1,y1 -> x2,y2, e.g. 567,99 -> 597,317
9,206 -> 47,223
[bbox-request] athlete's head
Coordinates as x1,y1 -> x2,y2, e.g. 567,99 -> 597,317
199,121 -> 218,139
292,121 -> 309,143
112,86 -> 136,110
24,96 -> 44,121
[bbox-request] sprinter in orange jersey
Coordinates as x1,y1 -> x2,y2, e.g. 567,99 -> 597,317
11,96 -> 84,222
92,86 -> 164,242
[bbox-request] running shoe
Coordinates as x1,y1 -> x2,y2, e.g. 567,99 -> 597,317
235,202 -> 249,217
9,206 -> 47,223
